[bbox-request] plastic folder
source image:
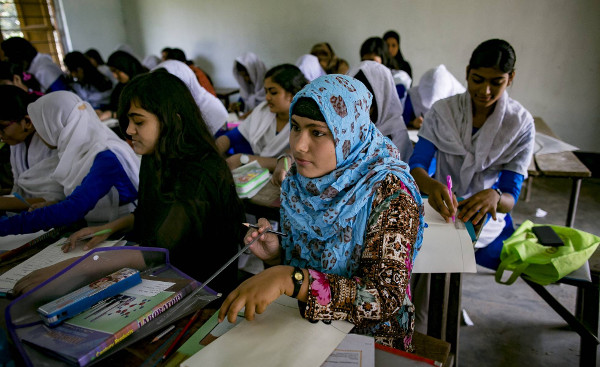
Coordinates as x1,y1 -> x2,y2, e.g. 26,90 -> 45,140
5,246 -> 220,367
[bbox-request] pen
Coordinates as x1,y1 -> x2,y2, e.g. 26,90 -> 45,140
162,234 -> 264,361
242,222 -> 287,237
284,156 -> 289,171
60,228 -> 113,246
152,324 -> 175,343
446,175 -> 455,223
12,192 -> 31,208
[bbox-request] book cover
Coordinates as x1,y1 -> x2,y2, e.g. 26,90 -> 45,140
231,161 -> 270,195
38,268 -> 142,326
20,276 -> 198,366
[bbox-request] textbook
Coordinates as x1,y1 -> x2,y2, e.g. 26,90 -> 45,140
0,228 -> 64,262
20,276 -> 199,366
37,268 -> 142,326
231,161 -> 271,197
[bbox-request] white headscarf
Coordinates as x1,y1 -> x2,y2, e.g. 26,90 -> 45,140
27,91 -> 141,222
142,54 -> 161,70
348,60 -> 413,161
419,91 -> 535,198
295,54 -> 325,81
237,101 -> 289,157
10,134 -> 63,201
233,52 -> 267,112
27,53 -> 64,92
408,64 -> 465,118
153,60 -> 228,135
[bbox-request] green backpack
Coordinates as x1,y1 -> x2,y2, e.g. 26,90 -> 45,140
495,220 -> 600,286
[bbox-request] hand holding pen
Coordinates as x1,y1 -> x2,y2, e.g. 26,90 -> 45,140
446,175 -> 456,223
242,218 -> 284,265
62,228 -> 112,253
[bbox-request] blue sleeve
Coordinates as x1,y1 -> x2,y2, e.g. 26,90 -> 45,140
402,95 -> 416,125
409,137 -> 437,172
225,127 -> 254,155
46,75 -> 69,92
0,150 -> 137,235
493,170 -> 524,204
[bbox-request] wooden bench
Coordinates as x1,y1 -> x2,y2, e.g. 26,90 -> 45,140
525,117 -> 591,227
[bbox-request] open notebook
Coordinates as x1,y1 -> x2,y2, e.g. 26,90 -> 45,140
413,201 -> 477,274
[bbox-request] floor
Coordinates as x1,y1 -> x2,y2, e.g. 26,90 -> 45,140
458,176 -> 600,367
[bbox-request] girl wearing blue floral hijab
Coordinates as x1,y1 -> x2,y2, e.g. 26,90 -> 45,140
220,75 -> 424,351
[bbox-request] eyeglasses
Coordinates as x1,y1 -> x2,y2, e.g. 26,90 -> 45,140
0,120 -> 17,134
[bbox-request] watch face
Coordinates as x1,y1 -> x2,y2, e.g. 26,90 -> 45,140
294,272 -> 303,281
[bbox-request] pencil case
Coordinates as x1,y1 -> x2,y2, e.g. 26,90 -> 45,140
37,267 -> 142,326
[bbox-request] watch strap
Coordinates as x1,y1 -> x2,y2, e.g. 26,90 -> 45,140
494,188 -> 503,203
291,266 -> 304,298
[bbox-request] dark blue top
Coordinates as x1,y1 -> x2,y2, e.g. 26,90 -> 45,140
0,150 -> 138,235
223,127 -> 254,155
46,75 -> 69,93
409,136 -> 523,201
402,94 -> 416,126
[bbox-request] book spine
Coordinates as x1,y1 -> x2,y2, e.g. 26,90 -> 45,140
78,281 -> 199,366
0,227 -> 62,262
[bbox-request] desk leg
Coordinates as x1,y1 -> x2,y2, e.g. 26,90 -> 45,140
427,273 -> 449,340
566,178 -> 582,227
446,273 -> 462,366
577,273 -> 599,367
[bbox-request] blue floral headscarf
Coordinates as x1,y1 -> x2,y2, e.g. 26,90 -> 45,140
281,75 -> 424,277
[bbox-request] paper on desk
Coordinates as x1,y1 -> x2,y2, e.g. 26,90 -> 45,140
0,239 -> 121,294
0,230 -> 47,252
534,133 -> 579,155
413,202 -> 477,273
182,295 -> 354,367
321,334 -> 374,367
408,130 -> 419,144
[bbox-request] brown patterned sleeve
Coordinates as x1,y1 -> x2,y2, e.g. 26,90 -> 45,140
303,174 -> 420,331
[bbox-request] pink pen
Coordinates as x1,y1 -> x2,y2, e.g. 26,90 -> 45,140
446,175 -> 455,222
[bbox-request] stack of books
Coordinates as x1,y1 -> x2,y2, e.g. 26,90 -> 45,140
231,161 -> 271,198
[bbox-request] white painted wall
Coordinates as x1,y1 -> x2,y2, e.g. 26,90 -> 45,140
59,0 -> 127,61
65,0 -> 600,152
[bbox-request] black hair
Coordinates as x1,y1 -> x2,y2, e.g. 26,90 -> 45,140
264,64 -> 308,95
161,47 -> 172,54
352,70 -> 378,122
84,49 -> 105,66
310,42 -> 338,74
166,48 -> 187,63
0,85 -> 39,121
64,51 -> 112,91
106,51 -> 147,81
1,37 -> 37,66
469,39 -> 516,73
359,37 -> 389,67
235,61 -> 248,74
0,60 -> 41,92
292,97 -> 325,122
382,30 -> 412,77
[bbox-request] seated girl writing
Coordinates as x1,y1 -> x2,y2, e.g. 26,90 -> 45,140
409,39 -> 535,269
219,75 -> 425,351
0,91 -> 140,236
216,64 -> 308,171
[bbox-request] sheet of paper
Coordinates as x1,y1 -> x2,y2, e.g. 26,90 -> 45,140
0,239 -> 121,293
534,133 -> 579,155
0,230 -> 48,252
182,295 -> 354,367
413,202 -> 476,274
408,130 -> 419,144
321,334 -> 374,367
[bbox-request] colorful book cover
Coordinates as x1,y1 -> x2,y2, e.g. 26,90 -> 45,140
231,161 -> 270,195
20,276 -> 198,366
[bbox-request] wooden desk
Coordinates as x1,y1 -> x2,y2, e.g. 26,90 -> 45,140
527,117 -> 591,227
215,87 -> 239,110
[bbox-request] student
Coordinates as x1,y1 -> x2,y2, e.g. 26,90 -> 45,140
55,72 -> 244,294
360,37 -> 410,101
1,37 -> 68,93
219,75 -> 424,352
295,54 -> 325,82
0,60 -> 43,96
0,91 -> 140,236
349,60 -> 413,161
152,60 -> 227,136
409,39 -> 535,269
84,48 -> 117,84
310,42 -> 349,75
232,52 -> 267,114
142,54 -> 161,70
64,51 -> 114,109
96,50 -> 147,121
0,86 -> 60,211
383,30 -> 413,78
403,64 -> 465,129
163,47 -> 216,96
215,64 -> 308,171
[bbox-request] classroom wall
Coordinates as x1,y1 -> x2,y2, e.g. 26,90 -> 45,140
59,0 -> 127,61
67,0 -> 600,152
